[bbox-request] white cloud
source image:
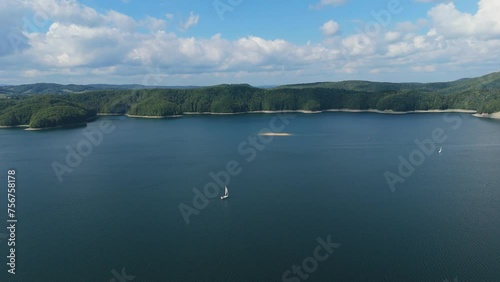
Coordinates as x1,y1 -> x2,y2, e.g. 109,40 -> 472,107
0,0 -> 499,85
385,31 -> 401,42
321,20 -> 341,36
180,12 -> 199,31
428,0 -> 500,39
142,16 -> 167,32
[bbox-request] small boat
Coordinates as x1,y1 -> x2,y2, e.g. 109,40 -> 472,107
439,147 -> 443,154
221,186 -> 229,200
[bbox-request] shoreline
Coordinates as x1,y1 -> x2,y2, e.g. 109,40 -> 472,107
180,108 -> 479,116
127,108 -> 499,121
0,124 -> 29,129
325,108 -> 478,114
472,112 -> 500,119
126,114 -> 183,119
1,109 -> 497,130
25,122 -> 87,131
97,113 -> 125,116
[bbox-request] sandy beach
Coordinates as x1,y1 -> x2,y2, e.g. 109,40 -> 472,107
0,125 -> 29,129
24,122 -> 87,131
472,112 -> 500,119
182,108 -> 479,116
325,109 -> 478,114
183,112 -> 242,115
97,113 -> 125,116
325,109 -> 406,114
248,110 -> 323,114
184,110 -> 323,115
411,109 -> 477,113
126,114 -> 183,119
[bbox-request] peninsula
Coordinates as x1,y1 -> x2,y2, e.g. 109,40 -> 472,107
1,72 -> 499,129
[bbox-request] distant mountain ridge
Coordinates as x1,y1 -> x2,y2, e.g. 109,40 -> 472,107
2,72 -> 499,95
0,83 -> 202,95
276,71 -> 500,94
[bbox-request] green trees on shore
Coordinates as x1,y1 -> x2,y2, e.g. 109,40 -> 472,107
0,96 -> 95,128
29,105 -> 95,128
1,72 -> 499,129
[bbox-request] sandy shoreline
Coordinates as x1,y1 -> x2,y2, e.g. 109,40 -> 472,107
184,110 -> 323,115
325,109 -> 406,114
411,109 -> 477,113
183,108 -> 479,116
97,113 -> 125,116
0,109 -> 496,130
24,122 -> 87,131
0,125 -> 29,129
126,114 -> 183,119
325,108 -> 478,114
472,112 -> 500,119
184,112 -> 241,115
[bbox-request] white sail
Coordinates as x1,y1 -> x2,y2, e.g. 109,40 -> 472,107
221,186 -> 229,199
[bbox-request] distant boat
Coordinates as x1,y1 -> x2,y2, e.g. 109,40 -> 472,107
221,186 -> 229,200
439,147 -> 443,154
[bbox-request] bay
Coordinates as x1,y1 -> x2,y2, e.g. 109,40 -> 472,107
0,112 -> 499,281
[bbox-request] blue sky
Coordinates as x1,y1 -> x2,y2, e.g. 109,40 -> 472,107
0,0 -> 499,85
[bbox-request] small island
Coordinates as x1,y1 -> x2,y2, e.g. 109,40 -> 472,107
1,72 -> 499,130
259,132 -> 293,136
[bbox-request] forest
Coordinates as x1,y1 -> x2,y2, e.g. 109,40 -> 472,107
1,72 -> 499,129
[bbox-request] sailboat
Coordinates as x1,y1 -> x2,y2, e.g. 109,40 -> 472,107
221,186 -> 229,200
439,147 -> 443,154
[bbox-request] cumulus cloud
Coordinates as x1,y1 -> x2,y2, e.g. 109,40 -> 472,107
0,0 -> 499,85
428,0 -> 500,39
321,20 -> 341,36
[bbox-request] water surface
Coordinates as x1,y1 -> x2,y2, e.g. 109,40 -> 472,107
0,112 -> 499,281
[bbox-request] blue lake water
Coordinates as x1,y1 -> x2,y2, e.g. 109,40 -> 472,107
0,112 -> 499,281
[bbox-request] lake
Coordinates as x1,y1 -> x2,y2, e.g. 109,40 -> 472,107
0,112 -> 499,281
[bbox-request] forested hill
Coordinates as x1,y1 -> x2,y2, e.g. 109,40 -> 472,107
278,71 -> 500,93
0,83 -> 200,95
1,72 -> 499,129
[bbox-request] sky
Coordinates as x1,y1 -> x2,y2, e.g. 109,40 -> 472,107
1,0 -> 499,86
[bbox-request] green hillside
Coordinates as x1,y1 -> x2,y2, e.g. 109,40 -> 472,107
0,96 -> 95,128
1,72 -> 499,129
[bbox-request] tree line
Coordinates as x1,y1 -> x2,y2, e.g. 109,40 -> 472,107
0,73 -> 499,129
